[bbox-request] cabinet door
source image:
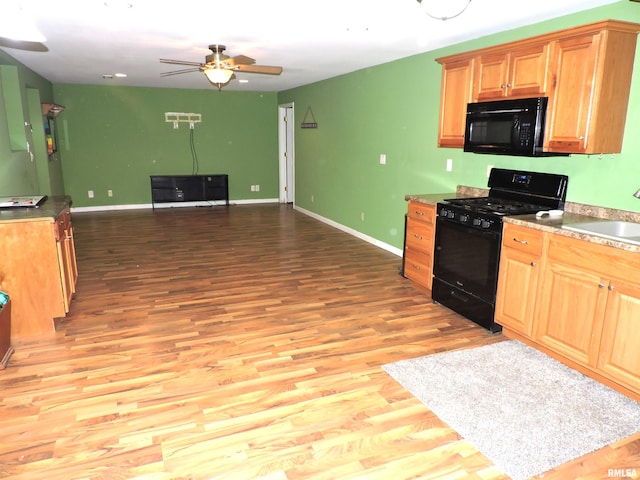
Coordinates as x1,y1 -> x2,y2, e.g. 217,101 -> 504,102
507,43 -> 550,98
544,33 -> 599,153
438,58 -> 474,148
475,53 -> 509,100
495,248 -> 541,337
535,259 -> 607,367
495,224 -> 544,337
597,279 -> 640,392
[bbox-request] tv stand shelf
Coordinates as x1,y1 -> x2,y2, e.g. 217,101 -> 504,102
150,175 -> 229,208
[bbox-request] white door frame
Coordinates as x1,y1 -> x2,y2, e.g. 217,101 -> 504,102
278,102 -> 295,204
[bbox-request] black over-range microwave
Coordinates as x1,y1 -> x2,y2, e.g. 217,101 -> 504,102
463,96 -> 566,157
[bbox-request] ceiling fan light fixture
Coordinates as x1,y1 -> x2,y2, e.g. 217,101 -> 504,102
416,0 -> 472,21
204,68 -> 233,85
0,1 -> 46,42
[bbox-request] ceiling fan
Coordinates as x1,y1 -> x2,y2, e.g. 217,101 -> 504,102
160,45 -> 283,90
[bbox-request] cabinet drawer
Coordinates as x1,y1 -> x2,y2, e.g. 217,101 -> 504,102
404,249 -> 432,287
502,223 -> 543,256
405,218 -> 434,253
407,201 -> 436,223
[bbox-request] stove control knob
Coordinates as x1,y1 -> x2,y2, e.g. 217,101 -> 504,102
472,218 -> 482,226
439,207 -> 448,217
481,220 -> 491,228
448,211 -> 455,219
460,214 -> 470,223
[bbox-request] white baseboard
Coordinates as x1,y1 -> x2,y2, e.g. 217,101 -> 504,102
293,205 -> 403,257
70,198 -> 278,213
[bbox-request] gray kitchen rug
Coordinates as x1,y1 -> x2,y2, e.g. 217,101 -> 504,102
382,340 -> 640,480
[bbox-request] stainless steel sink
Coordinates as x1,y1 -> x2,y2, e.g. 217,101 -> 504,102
562,220 -> 640,245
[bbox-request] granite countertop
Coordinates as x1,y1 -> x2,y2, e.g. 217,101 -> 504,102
406,186 -> 640,253
0,196 -> 72,224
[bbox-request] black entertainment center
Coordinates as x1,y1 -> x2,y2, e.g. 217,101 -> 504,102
150,175 -> 229,209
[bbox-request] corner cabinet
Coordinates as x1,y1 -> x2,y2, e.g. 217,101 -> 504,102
403,201 -> 436,290
497,223 -> 640,400
436,20 -> 640,154
0,200 -> 78,340
544,26 -> 639,154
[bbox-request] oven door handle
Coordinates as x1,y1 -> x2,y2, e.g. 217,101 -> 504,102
450,289 -> 470,303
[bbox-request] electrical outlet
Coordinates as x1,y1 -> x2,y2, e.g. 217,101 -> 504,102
255,184 -> 260,192
250,185 -> 255,192
379,154 -> 386,165
360,212 -> 365,221
311,194 -> 314,203
446,158 -> 453,172
88,190 -> 94,198
108,189 -> 113,197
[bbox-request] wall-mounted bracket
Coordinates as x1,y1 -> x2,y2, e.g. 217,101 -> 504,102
165,112 -> 202,129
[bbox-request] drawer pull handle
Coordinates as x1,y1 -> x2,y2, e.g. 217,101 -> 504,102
412,264 -> 421,270
415,210 -> 425,216
413,234 -> 423,240
513,237 -> 528,245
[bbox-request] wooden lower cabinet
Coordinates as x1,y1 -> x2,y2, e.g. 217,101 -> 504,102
0,206 -> 77,339
495,223 -> 544,337
535,257 -> 607,367
403,201 -> 436,290
497,224 -> 640,399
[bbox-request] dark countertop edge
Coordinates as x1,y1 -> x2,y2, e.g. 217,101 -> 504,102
0,196 -> 72,223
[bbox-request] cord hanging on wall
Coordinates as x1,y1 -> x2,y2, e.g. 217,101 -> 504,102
165,112 -> 202,129
300,106 -> 317,129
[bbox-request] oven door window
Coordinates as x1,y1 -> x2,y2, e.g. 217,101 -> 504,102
433,218 -> 501,303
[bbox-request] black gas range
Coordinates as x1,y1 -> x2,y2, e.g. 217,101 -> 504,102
432,168 -> 568,332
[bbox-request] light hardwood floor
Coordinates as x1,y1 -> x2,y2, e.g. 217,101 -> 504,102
1,204 -> 638,479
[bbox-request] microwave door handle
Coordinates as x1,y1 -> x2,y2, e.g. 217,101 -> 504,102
512,117 -> 520,145
479,108 -> 529,114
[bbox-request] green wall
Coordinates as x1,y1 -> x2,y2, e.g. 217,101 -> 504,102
53,85 -> 279,207
278,1 -> 640,250
0,50 -> 59,196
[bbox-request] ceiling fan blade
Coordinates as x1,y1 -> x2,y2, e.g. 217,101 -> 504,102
233,64 -> 283,75
160,67 -> 201,77
0,36 -> 48,52
160,58 -> 203,67
225,54 -> 256,66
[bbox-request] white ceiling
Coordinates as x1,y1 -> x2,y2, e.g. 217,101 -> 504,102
0,0 -> 622,92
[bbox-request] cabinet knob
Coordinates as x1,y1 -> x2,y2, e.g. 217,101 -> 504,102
608,284 -> 615,291
598,283 -> 606,289
530,261 -> 537,267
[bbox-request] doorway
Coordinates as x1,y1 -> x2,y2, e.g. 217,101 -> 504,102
278,102 -> 294,204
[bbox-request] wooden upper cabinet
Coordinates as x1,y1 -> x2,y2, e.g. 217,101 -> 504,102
436,20 -> 640,153
475,43 -> 550,101
545,26 -> 639,154
437,58 -> 474,148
